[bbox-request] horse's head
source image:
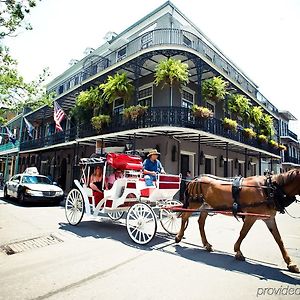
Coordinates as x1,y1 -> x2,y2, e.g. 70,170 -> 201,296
273,169 -> 300,207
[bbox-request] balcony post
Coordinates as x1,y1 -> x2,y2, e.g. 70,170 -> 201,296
197,134 -> 201,175
244,148 -> 248,177
225,142 -> 229,177
134,59 -> 141,106
196,59 -> 203,106
270,157 -> 273,172
259,152 -> 262,175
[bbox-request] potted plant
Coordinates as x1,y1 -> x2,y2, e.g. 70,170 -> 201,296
269,139 -> 279,149
243,127 -> 256,139
154,58 -> 189,106
202,76 -> 228,102
100,73 -> 133,103
223,117 -> 238,131
91,115 -> 111,132
191,104 -> 213,119
278,144 -> 287,151
260,113 -> 274,137
228,93 -> 251,123
250,106 -> 263,127
123,105 -> 148,120
257,134 -> 268,144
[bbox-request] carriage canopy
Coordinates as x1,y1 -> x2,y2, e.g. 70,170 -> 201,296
106,153 -> 143,170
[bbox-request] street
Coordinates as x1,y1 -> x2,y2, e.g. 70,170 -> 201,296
0,195 -> 299,300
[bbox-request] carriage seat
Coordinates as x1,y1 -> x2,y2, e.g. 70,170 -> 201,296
104,178 -> 127,200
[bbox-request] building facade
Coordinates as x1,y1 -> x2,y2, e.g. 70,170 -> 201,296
1,1 -> 298,192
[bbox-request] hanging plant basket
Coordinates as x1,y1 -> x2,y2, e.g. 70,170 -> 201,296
243,127 -> 256,139
257,134 -> 268,144
202,76 -> 228,102
278,144 -> 287,151
91,115 -> 111,132
269,140 -> 279,149
223,117 -> 238,132
191,105 -> 213,119
123,105 -> 148,120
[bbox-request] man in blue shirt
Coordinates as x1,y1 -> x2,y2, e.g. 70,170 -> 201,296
143,149 -> 165,186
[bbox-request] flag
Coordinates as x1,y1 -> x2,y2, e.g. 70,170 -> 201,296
54,101 -> 66,132
24,117 -> 34,138
6,127 -> 16,145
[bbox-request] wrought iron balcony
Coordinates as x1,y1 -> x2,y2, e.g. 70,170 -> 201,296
288,129 -> 298,140
20,107 -> 280,155
0,140 -> 20,153
47,28 -> 277,114
283,155 -> 300,165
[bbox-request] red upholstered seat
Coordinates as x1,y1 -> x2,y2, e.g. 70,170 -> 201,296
140,188 -> 154,197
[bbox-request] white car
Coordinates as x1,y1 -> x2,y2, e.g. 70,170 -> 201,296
4,172 -> 64,205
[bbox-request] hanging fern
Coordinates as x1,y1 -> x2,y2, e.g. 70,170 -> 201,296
100,73 -> 133,103
154,58 -> 189,88
251,106 -> 263,127
202,76 -> 228,102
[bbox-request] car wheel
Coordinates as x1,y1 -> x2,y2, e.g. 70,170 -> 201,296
18,192 -> 25,205
3,187 -> 10,199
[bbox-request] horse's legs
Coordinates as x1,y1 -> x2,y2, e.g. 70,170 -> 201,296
198,211 -> 213,251
264,217 -> 299,273
175,211 -> 192,243
234,216 -> 257,261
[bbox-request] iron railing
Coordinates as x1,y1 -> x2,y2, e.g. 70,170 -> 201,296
20,107 -> 280,155
283,155 -> 300,165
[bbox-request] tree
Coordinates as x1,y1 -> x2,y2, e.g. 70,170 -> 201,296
0,0 -> 39,38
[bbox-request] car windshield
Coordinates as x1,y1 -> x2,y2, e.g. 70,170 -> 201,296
22,175 -> 52,185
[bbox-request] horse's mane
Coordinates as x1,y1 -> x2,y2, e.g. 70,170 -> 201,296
272,168 -> 300,187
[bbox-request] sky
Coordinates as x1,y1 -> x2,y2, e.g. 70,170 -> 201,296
4,0 -> 300,136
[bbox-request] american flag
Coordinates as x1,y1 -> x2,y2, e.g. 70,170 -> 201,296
54,101 -> 66,132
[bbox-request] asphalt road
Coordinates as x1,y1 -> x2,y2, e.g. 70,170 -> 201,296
0,194 -> 299,300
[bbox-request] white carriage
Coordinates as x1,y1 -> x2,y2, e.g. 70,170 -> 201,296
65,153 -> 183,244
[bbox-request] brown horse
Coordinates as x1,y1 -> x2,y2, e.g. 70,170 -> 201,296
175,168 -> 300,273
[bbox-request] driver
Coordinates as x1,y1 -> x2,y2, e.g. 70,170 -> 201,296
143,149 -> 165,186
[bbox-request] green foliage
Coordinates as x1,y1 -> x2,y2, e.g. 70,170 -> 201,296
250,106 -> 263,127
0,0 -> 39,38
91,115 -> 111,132
257,134 -> 268,144
202,76 -> 228,102
100,73 -> 133,103
243,127 -> 256,139
223,117 -> 238,131
191,104 -> 214,119
228,93 -> 251,121
269,140 -> 278,148
154,58 -> 189,88
260,113 -> 274,137
123,105 -> 148,120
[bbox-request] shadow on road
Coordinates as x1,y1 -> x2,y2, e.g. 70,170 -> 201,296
58,219 -> 173,251
161,242 -> 300,285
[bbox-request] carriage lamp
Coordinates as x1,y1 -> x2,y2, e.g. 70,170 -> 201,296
219,155 -> 224,167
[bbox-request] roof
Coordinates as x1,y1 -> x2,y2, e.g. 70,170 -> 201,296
278,110 -> 297,121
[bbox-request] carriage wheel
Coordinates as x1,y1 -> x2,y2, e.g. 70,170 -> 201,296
159,200 -> 189,235
65,189 -> 85,226
107,211 -> 124,221
126,203 -> 157,245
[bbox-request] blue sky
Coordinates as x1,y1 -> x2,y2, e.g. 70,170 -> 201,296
5,0 -> 300,135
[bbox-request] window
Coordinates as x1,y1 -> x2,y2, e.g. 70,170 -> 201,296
141,32 -> 153,49
58,85 -> 64,94
117,47 -> 126,61
138,86 -> 152,106
74,76 -> 79,86
182,89 -> 194,109
183,35 -> 192,47
206,101 -> 215,113
113,98 -> 124,115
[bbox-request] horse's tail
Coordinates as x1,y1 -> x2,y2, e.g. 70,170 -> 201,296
183,177 -> 203,208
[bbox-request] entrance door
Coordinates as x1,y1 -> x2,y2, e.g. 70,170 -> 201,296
205,158 -> 212,174
181,154 -> 189,178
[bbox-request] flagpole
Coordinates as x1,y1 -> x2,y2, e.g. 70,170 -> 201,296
14,108 -> 25,174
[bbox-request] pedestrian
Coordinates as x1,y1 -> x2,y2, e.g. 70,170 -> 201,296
143,149 -> 165,186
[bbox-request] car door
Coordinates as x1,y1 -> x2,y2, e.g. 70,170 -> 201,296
10,175 -> 21,198
6,176 -> 15,196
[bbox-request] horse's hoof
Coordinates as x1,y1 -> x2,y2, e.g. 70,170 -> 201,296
205,244 -> 213,252
288,264 -> 300,273
235,253 -> 245,261
175,236 -> 181,243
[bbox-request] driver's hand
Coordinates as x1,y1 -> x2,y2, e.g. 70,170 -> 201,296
151,171 -> 156,176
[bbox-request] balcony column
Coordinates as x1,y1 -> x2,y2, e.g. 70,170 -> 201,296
259,152 -> 262,175
196,59 -> 203,106
134,59 -> 141,106
197,134 -> 201,175
270,157 -> 273,172
244,148 -> 248,177
133,133 -> 136,152
225,142 -> 229,177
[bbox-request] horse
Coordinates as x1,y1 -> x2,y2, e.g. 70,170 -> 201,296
175,168 -> 300,273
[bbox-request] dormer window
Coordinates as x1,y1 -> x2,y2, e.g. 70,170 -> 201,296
117,47 -> 126,62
